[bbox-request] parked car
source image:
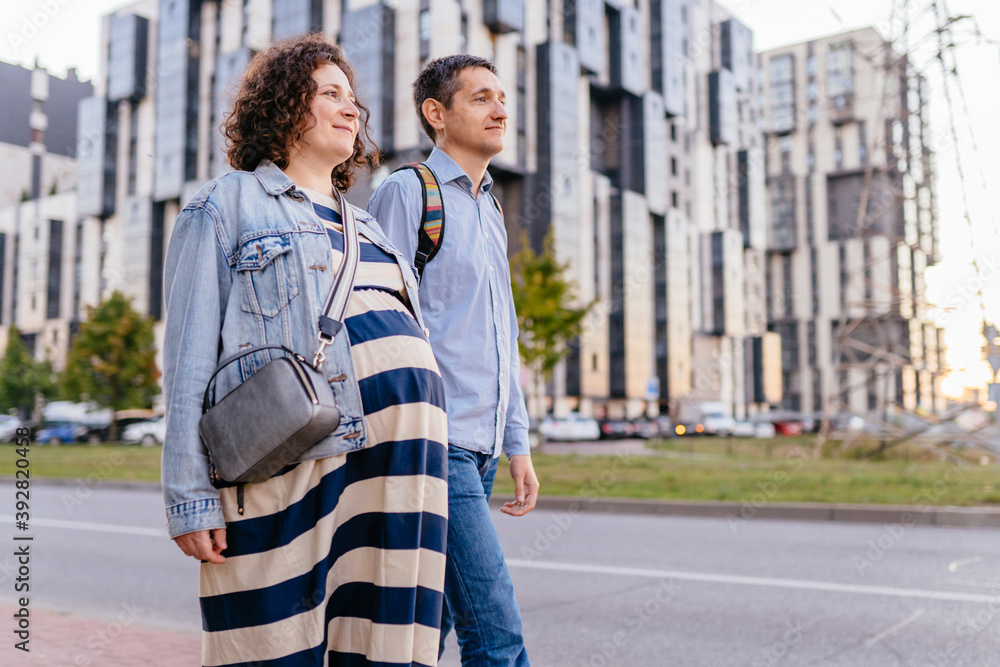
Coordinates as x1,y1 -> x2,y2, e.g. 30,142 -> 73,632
122,418 -> 167,446
539,414 -> 600,442
0,415 -> 24,442
754,422 -> 776,438
654,415 -> 675,438
773,420 -> 804,436
82,416 -> 159,444
731,421 -> 757,437
630,418 -> 660,439
35,422 -> 88,445
598,418 -> 634,439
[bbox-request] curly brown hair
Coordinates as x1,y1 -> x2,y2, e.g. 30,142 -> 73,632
223,34 -> 377,192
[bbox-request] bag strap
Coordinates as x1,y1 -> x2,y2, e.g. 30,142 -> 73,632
490,192 -> 503,218
313,190 -> 360,368
391,162 -> 444,282
202,345 -> 299,413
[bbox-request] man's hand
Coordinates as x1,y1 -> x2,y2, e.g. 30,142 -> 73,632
501,454 -> 538,516
174,529 -> 227,564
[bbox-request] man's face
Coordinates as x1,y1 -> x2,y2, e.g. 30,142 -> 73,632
438,66 -> 508,158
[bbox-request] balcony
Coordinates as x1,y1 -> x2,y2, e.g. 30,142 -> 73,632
484,0 -> 524,34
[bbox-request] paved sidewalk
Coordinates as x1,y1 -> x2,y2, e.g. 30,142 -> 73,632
0,604 -> 200,666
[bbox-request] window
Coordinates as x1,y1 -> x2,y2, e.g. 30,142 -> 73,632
671,191 -> 679,209
779,135 -> 792,174
670,123 -> 677,142
419,9 -> 432,41
827,42 -> 854,99
810,247 -> 819,315
770,175 -> 797,250
834,127 -> 843,169
782,254 -> 793,317
838,244 -> 847,311
671,157 -> 678,176
858,121 -> 867,165
769,54 -> 795,133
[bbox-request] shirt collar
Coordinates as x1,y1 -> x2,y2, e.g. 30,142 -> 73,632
425,147 -> 494,194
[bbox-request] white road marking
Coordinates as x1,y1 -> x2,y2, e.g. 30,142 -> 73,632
947,556 -> 982,573
506,559 -> 1000,605
865,609 -> 924,646
0,515 -> 167,538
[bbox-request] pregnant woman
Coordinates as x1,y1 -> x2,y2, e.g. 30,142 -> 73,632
161,34 -> 447,666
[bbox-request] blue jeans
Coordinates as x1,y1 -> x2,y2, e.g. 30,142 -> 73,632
440,445 -> 530,667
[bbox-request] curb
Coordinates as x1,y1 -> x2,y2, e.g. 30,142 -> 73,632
0,476 -> 161,492
5,478 -> 998,528
490,495 -> 1000,528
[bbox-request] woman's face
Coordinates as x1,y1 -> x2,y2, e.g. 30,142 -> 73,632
293,63 -> 359,169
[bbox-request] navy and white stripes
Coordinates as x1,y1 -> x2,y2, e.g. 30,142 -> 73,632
199,190 -> 448,667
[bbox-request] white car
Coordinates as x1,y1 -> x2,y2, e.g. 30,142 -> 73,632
538,414 -> 601,442
122,418 -> 166,446
0,415 -> 23,442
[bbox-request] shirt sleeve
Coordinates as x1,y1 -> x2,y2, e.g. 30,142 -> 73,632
502,293 -> 532,458
367,174 -> 422,267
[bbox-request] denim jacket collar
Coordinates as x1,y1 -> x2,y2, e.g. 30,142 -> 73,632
253,159 -> 297,196
252,159 -> 380,225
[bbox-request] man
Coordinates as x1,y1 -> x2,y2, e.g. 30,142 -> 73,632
368,55 -> 536,666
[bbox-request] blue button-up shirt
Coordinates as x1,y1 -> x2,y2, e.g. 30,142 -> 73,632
368,148 -> 530,458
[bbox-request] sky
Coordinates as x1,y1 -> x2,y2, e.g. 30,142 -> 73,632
2,0 -> 997,399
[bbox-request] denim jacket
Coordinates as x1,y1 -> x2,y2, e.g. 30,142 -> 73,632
161,160 -> 426,539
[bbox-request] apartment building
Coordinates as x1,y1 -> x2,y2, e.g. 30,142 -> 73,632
0,62 -> 92,360
760,28 -> 945,417
3,0 -> 782,423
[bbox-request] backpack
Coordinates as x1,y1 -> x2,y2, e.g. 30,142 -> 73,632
392,161 -> 503,281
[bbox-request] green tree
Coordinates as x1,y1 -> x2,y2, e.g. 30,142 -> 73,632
0,325 -> 56,420
510,230 -> 594,419
61,292 -> 161,441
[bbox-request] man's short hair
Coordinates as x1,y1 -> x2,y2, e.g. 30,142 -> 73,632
413,55 -> 498,143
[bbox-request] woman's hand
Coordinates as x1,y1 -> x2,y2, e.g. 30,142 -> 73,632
174,529 -> 227,564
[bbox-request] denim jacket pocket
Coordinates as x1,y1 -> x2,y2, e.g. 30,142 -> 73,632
235,233 -> 300,318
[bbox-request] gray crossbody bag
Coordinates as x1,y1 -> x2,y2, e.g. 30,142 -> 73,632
198,191 -> 360,486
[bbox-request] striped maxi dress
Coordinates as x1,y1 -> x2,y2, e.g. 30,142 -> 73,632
198,189 -> 448,667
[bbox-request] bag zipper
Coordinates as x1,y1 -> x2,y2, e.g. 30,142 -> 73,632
287,355 -> 318,405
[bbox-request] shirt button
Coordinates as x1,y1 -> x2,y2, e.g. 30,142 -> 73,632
406,278 -> 415,288
423,327 -> 430,337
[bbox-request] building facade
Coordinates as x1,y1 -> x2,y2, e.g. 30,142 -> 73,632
760,28 -> 945,418
0,62 -> 92,359
5,0 -> 783,424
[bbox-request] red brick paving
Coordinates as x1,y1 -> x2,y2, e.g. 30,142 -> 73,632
0,605 -> 201,666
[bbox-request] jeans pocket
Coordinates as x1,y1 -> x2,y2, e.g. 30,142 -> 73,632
235,233 -> 300,317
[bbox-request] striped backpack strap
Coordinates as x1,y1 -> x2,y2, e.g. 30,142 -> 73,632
391,162 -> 444,281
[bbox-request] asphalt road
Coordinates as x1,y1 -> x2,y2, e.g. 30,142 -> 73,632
2,482 -> 998,666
